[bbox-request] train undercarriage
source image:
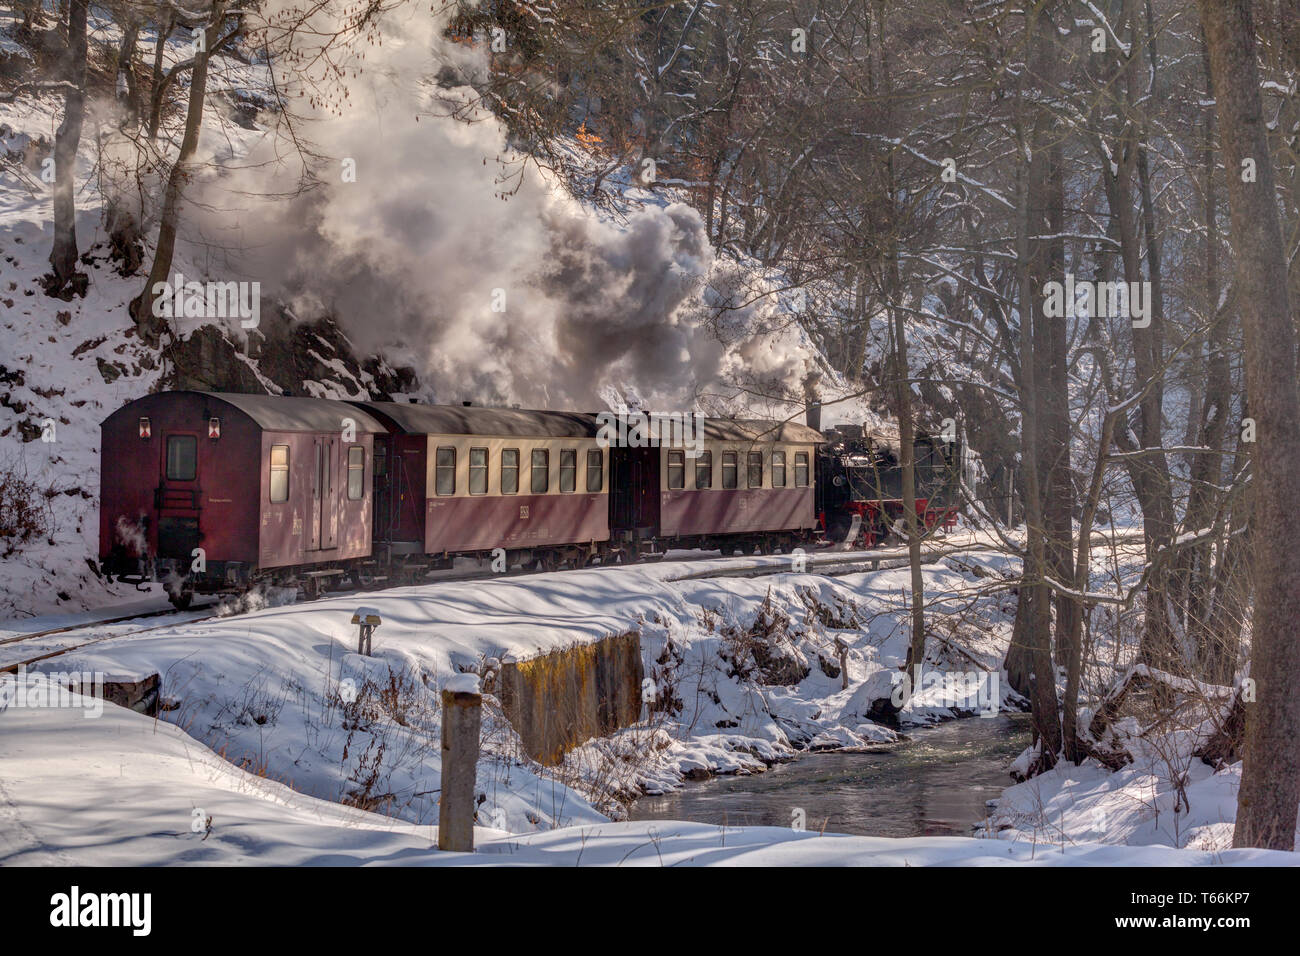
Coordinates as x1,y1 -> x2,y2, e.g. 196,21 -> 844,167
104,526 -> 829,609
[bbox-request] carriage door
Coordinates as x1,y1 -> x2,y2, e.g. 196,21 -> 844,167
371,436 -> 393,542
157,432 -> 201,563
312,437 -> 340,551
609,446 -> 660,534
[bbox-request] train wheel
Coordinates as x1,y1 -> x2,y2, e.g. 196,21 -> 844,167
168,588 -> 193,611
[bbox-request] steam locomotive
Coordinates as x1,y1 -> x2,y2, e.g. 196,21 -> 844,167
816,424 -> 967,548
98,391 -> 967,607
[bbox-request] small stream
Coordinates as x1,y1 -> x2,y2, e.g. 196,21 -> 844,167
629,713 -> 1031,838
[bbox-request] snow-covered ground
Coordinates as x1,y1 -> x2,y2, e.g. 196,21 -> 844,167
11,549 -> 1023,829
5,534 -> 1273,864
985,745 -> 1243,853
0,8 -> 272,618
3,678 -> 1291,866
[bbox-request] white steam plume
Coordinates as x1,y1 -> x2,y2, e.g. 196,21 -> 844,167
187,1 -> 813,412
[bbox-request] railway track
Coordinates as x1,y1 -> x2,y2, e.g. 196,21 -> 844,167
0,545 -> 892,673
0,606 -> 217,675
0,603 -> 218,648
0,531 -> 1143,675
667,528 -> 1146,581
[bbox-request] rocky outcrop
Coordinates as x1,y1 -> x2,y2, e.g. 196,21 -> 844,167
163,324 -> 265,393
162,311 -> 417,399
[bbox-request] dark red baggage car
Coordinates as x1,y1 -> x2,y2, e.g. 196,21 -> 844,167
99,391 -> 385,606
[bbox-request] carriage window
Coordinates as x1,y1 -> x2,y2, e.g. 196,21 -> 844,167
722,452 -> 738,489
269,444 -> 289,502
469,447 -> 488,495
559,449 -> 576,493
695,450 -> 712,489
748,451 -> 763,488
586,449 -> 603,492
374,444 -> 387,477
531,449 -> 549,493
166,435 -> 196,481
501,448 -> 519,495
347,446 -> 365,500
667,450 -> 685,490
795,452 -> 810,487
435,447 -> 456,496
772,451 -> 786,488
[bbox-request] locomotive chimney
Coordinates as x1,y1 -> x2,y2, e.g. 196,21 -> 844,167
802,371 -> 822,432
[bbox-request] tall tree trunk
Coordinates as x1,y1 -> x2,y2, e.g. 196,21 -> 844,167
1187,36 -> 1233,679
1111,0 -> 1176,683
1011,3 -> 1063,768
892,280 -> 927,685
117,21 -> 142,129
1199,0 -> 1300,851
1042,133 -> 1075,671
46,0 -> 88,298
134,13 -> 219,345
1064,407 -> 1118,762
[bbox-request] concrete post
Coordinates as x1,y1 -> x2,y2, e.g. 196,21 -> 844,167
438,678 -> 482,853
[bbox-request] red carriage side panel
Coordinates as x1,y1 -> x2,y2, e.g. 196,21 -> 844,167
256,431 -> 375,568
660,487 -> 815,537
420,434 -> 609,554
425,493 -> 607,553
656,434 -> 819,540
350,402 -> 611,557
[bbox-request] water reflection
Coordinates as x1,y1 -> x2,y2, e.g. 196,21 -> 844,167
629,713 -> 1031,838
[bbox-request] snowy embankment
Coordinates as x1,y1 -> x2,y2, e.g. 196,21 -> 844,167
985,749 -> 1243,853
2,540 -> 1289,863
5,550 -> 1018,835
2,678 -> 1291,866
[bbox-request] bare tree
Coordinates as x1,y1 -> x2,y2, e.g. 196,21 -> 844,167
1199,0 -> 1300,851
132,1 -> 239,344
45,0 -> 88,299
